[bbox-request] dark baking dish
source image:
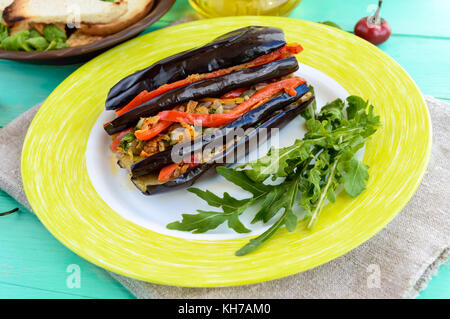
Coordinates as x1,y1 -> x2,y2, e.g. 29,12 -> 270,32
0,0 -> 175,65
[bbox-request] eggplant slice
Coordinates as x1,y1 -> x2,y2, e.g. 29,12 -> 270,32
119,92 -> 314,195
106,26 -> 287,110
104,57 -> 299,135
130,83 -> 310,178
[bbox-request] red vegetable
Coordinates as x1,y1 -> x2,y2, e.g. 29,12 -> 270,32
110,128 -> 134,152
158,154 -> 201,181
354,0 -> 391,45
221,87 -> 249,99
115,79 -> 193,116
286,42 -> 303,55
158,163 -> 180,181
115,90 -> 149,116
134,120 -> 172,141
158,77 -> 306,127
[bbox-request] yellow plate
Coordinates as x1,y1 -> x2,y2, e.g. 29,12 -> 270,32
22,17 -> 431,287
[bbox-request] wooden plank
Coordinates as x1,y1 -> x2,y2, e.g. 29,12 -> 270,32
379,35 -> 450,99
149,1 -> 450,99
291,0 -> 450,38
158,0 -> 194,22
1,33 -> 448,130
153,0 -> 450,38
0,0 -> 448,299
0,282 -> 89,299
418,263 -> 450,299
0,192 -> 135,299
0,62 -> 80,127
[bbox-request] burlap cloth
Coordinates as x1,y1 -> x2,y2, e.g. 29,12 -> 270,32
0,96 -> 448,298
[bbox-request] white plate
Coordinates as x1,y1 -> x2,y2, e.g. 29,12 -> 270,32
86,64 -> 350,240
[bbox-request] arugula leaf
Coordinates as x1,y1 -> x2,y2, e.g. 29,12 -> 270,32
216,166 -> 271,196
167,95 -> 381,256
299,157 -> 326,215
187,188 -> 229,207
306,157 -> 339,229
346,96 -> 369,120
320,21 -> 342,29
167,168 -> 273,235
188,188 -> 251,211
167,189 -> 252,234
251,186 -> 285,223
238,139 -> 312,182
341,156 -> 369,197
301,86 -> 317,121
235,175 -> 300,256
227,212 -> 251,234
167,210 -> 229,234
318,98 -> 345,124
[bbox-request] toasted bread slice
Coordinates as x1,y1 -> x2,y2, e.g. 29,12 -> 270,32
8,19 -> 28,34
79,0 -> 153,36
3,0 -> 128,26
66,29 -> 103,47
0,0 -> 13,12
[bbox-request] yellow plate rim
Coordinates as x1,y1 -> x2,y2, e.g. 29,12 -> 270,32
22,16 -> 432,287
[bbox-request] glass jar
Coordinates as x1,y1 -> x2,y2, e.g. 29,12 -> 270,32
188,0 -> 302,18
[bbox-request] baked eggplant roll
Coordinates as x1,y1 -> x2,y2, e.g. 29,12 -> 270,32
105,26 -> 289,110
104,26 -> 314,195
120,93 -> 315,195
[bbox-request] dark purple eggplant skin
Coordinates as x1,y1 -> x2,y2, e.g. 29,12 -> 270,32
130,83 -> 309,178
104,57 -> 299,135
105,26 -> 286,110
139,96 -> 315,195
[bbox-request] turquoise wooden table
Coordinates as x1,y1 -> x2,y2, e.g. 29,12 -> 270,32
0,0 -> 448,299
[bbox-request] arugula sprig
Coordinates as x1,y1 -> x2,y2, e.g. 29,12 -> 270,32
236,173 -> 301,256
167,169 -> 271,234
167,95 -> 381,256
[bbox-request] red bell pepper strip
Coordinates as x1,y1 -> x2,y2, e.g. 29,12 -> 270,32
157,111 -> 233,127
115,90 -> 150,116
158,154 -> 201,181
134,105 -> 182,141
158,77 -> 307,127
134,120 -> 173,141
231,43 -> 302,70
112,44 -> 303,117
221,87 -> 249,99
158,162 -> 180,181
115,78 -> 193,116
286,42 -> 303,55
201,45 -> 290,80
110,128 -> 134,152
